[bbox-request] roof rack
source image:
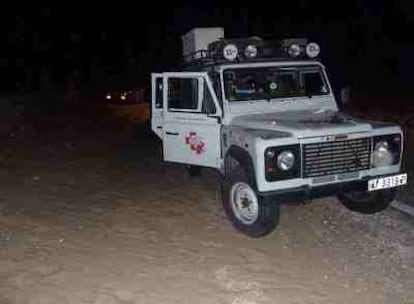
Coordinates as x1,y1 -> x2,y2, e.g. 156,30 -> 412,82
182,37 -> 320,68
182,52 -> 319,69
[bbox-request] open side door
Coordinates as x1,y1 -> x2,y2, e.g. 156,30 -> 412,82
160,72 -> 222,168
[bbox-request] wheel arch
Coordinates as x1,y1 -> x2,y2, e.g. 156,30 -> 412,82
224,145 -> 257,190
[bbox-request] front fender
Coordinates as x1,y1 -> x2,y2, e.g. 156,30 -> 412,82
224,145 -> 257,190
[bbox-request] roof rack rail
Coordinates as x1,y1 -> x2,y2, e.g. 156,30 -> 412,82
182,38 -> 320,68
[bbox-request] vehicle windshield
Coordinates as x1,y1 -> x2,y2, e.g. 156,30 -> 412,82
223,65 -> 329,101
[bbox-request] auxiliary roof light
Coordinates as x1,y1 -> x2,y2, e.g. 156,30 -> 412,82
306,42 -> 320,58
244,44 -> 258,59
223,43 -> 238,61
288,43 -> 301,57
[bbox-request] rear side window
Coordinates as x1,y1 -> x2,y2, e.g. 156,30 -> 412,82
155,78 -> 163,108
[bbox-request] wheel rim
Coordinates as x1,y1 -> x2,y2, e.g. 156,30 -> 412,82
230,182 -> 259,225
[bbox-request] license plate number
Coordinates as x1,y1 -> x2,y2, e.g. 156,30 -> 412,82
368,174 -> 407,191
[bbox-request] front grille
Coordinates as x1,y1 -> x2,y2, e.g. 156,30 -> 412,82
303,138 -> 371,178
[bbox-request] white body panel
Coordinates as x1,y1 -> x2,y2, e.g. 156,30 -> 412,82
162,114 -> 221,167
230,109 -> 373,138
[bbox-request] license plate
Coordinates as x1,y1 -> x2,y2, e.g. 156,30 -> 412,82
368,174 -> 408,191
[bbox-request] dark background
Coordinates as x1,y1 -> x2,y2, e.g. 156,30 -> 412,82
0,1 -> 412,101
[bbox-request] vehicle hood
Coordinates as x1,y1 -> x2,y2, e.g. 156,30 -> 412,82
231,109 -> 374,138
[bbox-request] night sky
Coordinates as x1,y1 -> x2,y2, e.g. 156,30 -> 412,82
1,1 -> 413,98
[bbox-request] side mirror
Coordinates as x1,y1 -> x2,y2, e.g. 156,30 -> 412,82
339,86 -> 351,108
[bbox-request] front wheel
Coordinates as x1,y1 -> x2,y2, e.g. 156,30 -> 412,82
221,167 -> 280,238
337,188 -> 396,214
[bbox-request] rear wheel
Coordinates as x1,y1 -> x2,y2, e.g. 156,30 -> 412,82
156,140 -> 163,162
337,188 -> 396,214
221,162 -> 280,238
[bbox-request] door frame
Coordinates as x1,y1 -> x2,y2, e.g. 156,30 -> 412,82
160,72 -> 223,168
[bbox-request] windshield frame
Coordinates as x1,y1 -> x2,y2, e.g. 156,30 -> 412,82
220,62 -> 331,103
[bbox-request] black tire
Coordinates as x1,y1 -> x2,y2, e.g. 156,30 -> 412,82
337,188 -> 396,214
186,165 -> 202,177
221,165 -> 280,238
156,140 -> 164,162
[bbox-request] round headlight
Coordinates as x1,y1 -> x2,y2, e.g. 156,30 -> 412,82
373,141 -> 394,167
223,44 -> 238,61
244,45 -> 258,59
105,94 -> 112,100
306,42 -> 320,58
288,44 -> 301,57
277,151 -> 295,171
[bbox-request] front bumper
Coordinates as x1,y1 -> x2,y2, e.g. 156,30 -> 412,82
258,174 -> 405,203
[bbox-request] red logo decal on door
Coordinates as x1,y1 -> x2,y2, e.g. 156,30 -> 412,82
185,132 -> 206,155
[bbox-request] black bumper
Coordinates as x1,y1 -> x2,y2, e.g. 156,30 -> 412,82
259,178 -> 372,203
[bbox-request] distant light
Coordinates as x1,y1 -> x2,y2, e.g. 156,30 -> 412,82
244,45 -> 258,59
120,95 -> 126,100
306,42 -> 320,58
106,94 -> 112,100
288,44 -> 301,57
223,44 -> 238,61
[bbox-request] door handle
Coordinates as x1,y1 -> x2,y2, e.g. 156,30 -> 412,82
166,131 -> 179,136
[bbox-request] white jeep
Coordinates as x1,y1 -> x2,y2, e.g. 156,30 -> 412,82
151,28 -> 407,237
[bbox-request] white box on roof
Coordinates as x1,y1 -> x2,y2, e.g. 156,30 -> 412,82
182,27 -> 224,61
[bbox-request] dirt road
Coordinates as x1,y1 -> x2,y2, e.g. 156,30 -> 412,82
0,117 -> 412,304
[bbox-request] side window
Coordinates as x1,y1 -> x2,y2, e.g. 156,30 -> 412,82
168,78 -> 199,110
155,78 -> 163,108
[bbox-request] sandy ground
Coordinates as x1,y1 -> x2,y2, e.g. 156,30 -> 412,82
0,116 -> 413,304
